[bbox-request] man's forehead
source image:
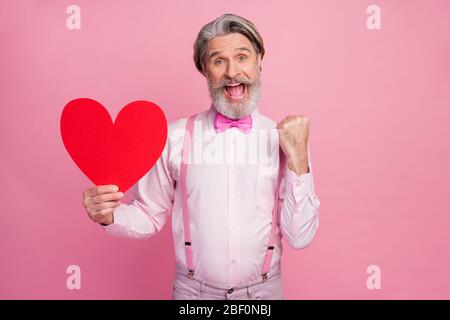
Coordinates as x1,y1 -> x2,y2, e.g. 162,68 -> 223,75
206,33 -> 254,56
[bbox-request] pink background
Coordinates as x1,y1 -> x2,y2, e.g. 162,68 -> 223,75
1,0 -> 450,299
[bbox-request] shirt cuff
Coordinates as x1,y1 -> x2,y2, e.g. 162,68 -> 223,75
285,167 -> 314,202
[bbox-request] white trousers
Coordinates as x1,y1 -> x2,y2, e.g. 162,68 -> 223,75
172,271 -> 284,300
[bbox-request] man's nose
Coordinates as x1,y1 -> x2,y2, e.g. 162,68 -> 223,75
225,60 -> 241,79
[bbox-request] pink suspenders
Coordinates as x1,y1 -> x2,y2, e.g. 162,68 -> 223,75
180,113 -> 286,281
261,149 -> 286,280
180,114 -> 196,278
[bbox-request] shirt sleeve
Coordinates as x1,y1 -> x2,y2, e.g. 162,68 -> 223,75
279,145 -> 320,249
100,137 -> 175,240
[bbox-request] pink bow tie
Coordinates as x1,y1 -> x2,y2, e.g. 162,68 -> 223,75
214,112 -> 253,134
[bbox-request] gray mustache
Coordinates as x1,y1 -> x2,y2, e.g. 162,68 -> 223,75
212,77 -> 254,90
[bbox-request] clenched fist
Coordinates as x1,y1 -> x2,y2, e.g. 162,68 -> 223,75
276,115 -> 310,176
82,185 -> 124,226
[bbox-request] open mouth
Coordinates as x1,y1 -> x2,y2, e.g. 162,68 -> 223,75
224,83 -> 246,101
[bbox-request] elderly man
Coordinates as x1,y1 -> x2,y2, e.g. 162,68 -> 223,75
82,13 -> 320,300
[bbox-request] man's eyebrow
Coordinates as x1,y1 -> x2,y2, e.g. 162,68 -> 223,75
209,47 -> 252,59
209,51 -> 222,59
235,47 -> 251,54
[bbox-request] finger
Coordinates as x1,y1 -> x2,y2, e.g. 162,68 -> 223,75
94,208 -> 115,218
93,192 -> 124,204
299,116 -> 310,126
93,200 -> 121,212
280,115 -> 297,124
86,185 -> 119,197
276,122 -> 286,130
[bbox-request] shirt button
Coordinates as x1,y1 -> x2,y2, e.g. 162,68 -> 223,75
228,288 -> 234,294
231,259 -> 236,264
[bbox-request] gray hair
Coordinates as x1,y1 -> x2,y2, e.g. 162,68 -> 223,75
193,13 -> 265,74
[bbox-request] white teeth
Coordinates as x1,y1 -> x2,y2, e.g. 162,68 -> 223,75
227,83 -> 241,86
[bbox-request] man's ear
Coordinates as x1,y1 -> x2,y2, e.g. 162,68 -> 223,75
201,65 -> 207,77
257,53 -> 262,72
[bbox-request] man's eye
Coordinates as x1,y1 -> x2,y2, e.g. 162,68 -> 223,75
215,59 -> 224,65
239,55 -> 247,61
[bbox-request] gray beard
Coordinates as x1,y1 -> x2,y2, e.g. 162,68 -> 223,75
208,76 -> 261,120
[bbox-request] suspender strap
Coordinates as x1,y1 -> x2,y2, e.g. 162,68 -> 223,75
180,114 -> 198,277
261,151 -> 286,280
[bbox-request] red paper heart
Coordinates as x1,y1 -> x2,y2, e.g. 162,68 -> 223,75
60,98 -> 167,192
